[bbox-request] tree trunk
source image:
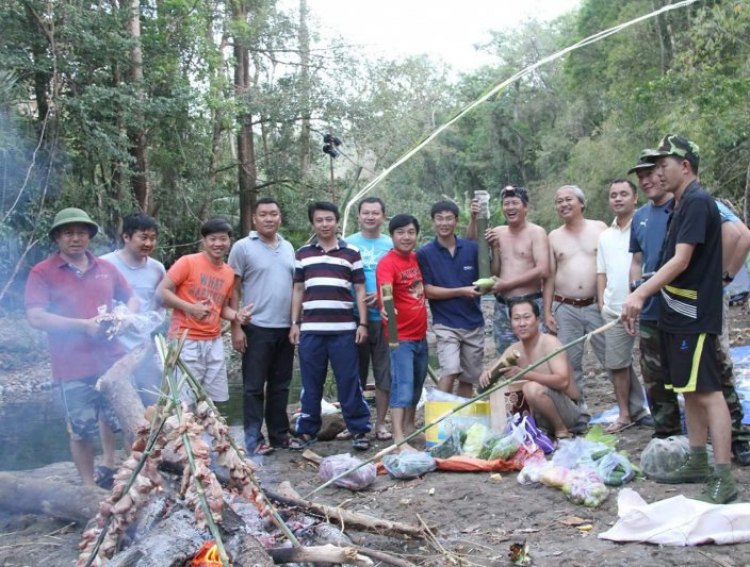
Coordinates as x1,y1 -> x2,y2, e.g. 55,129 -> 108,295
298,0 -> 311,176
267,544 -> 373,566
96,346 -> 151,446
233,0 -> 257,234
124,0 -> 153,213
0,466 -> 106,524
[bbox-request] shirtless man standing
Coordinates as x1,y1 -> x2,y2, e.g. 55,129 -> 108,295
544,185 -> 651,424
485,186 -> 549,356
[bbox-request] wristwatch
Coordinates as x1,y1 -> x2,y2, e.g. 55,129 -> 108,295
723,271 -> 734,284
291,320 -> 300,326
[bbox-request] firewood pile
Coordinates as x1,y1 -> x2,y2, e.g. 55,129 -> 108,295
73,335 -> 424,567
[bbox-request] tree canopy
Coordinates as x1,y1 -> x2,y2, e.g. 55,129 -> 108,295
2,0 -> 749,308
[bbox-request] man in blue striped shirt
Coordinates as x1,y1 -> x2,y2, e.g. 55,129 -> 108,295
289,201 -> 373,451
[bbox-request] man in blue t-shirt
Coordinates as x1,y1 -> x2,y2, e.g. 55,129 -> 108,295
417,201 -> 484,398
346,197 -> 393,441
629,150 -> 750,465
623,134 -> 736,503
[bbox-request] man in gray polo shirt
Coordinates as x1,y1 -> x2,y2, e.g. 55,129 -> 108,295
229,197 -> 296,456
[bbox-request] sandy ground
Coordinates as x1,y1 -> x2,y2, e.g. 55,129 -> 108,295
3,305 -> 750,566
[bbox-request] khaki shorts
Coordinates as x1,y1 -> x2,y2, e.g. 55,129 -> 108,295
59,376 -> 121,441
433,324 -> 484,384
178,338 -> 229,403
601,309 -> 636,370
533,387 -> 584,434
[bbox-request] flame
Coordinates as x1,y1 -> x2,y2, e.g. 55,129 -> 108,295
190,541 -> 225,566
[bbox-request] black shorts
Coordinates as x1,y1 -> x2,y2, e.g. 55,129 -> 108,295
660,331 -> 720,393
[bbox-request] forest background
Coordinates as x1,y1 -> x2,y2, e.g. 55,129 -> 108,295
1,0 -> 749,310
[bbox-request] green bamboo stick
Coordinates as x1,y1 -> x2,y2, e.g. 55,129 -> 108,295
170,349 -> 303,549
83,338 -> 186,567
165,366 -> 230,567
304,318 -> 618,498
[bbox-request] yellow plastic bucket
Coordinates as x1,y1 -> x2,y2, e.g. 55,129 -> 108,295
424,400 -> 491,447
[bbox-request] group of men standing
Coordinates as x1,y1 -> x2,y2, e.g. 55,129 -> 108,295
24,133 -> 749,503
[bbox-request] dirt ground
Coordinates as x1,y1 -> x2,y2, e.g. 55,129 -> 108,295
3,306 -> 750,566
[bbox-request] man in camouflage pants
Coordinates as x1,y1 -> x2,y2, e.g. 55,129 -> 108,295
628,151 -> 750,464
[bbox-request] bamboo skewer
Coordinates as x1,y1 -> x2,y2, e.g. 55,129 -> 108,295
170,350 -> 303,549
304,318 -> 619,498
82,335 -> 186,567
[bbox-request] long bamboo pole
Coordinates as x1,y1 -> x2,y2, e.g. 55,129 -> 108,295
304,318 -> 618,498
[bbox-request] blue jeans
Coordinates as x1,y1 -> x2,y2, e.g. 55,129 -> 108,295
389,339 -> 428,408
296,332 -> 372,436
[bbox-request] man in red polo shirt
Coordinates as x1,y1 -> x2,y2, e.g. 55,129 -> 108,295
25,208 -> 136,487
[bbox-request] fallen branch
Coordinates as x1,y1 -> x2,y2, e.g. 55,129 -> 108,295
353,545 -> 419,567
266,544 -> 373,566
266,488 -> 424,540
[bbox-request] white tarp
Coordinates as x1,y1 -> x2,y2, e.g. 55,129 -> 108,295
599,488 -> 750,546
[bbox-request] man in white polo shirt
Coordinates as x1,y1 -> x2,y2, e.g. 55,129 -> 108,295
596,179 -> 647,433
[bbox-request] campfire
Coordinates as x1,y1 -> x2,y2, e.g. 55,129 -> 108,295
191,541 -> 223,567
74,335 -> 423,567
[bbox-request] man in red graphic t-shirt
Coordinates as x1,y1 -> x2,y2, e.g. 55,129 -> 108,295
376,214 -> 428,451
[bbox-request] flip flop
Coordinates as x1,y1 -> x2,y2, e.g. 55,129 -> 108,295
351,433 -> 371,452
253,442 -> 275,456
375,429 -> 393,441
605,420 -> 635,434
336,429 -> 354,441
289,435 -> 318,451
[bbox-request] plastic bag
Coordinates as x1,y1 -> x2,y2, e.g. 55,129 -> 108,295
429,431 -> 462,459
517,453 -> 551,485
584,424 -> 618,449
511,414 -> 555,454
489,434 -> 523,461
540,465 -> 572,488
319,453 -> 376,491
462,423 -> 490,457
553,437 -> 611,469
639,435 -> 712,478
595,452 -> 635,486
562,469 -> 610,508
382,452 -> 437,479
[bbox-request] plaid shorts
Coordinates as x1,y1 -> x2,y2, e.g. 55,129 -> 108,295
59,376 -> 121,441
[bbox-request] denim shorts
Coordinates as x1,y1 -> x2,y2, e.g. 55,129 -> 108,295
389,339 -> 428,408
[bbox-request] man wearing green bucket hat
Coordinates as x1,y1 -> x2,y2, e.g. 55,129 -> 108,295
25,207 -> 137,487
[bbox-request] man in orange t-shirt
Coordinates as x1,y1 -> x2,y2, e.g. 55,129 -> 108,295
157,218 -> 251,403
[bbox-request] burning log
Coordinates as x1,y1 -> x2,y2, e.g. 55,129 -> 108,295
268,482 -> 424,540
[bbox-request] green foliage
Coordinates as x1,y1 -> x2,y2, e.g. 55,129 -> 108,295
2,0 -> 750,311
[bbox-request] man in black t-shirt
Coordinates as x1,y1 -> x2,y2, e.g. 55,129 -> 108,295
622,134 -> 736,504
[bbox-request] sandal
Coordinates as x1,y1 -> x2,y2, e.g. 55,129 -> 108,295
289,435 -> 318,451
95,466 -> 116,489
253,442 -> 275,456
605,420 -> 635,434
336,429 -> 354,441
375,429 -> 393,441
272,437 -> 292,449
351,433 -> 370,452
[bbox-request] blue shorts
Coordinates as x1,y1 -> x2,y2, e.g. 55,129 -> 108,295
389,339 -> 428,408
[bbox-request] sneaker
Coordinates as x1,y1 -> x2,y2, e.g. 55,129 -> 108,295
694,474 -> 738,504
649,457 -> 712,484
732,440 -> 750,467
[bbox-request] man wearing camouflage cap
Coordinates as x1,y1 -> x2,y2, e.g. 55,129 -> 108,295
628,149 -> 750,466
622,135 -> 737,503
25,208 -> 136,487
